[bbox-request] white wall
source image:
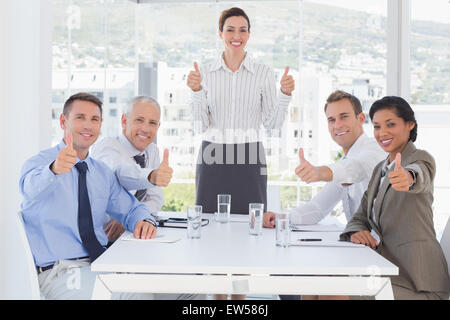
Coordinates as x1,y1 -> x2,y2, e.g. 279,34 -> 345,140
0,0 -> 52,299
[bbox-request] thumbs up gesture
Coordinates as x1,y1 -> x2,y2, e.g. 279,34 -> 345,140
149,149 -> 173,187
295,148 -> 321,184
51,132 -> 78,175
186,61 -> 202,92
280,66 -> 295,96
388,153 -> 413,191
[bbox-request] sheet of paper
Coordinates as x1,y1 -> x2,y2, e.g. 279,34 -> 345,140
291,223 -> 344,232
155,211 -> 187,220
289,240 -> 365,248
120,232 -> 181,243
288,230 -> 364,247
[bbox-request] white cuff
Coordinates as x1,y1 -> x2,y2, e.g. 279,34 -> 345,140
278,90 -> 292,108
191,89 -> 207,103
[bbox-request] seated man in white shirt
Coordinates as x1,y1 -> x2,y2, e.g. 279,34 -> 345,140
264,90 -> 385,227
91,96 -> 173,242
264,90 -> 386,300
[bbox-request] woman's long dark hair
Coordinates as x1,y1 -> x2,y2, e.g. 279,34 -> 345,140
369,96 -> 418,142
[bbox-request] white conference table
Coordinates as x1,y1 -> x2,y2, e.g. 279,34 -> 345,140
91,214 -> 398,300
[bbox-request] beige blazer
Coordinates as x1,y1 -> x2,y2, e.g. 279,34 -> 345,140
340,141 -> 450,294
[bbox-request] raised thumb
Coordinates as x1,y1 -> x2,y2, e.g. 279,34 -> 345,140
162,148 -> 169,165
299,148 -> 305,163
282,66 -> 289,78
395,153 -> 402,171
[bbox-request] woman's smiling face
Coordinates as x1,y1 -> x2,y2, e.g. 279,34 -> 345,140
372,108 -> 415,161
219,15 -> 250,54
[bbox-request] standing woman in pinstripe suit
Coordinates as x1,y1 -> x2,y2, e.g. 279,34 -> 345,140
187,7 -> 295,215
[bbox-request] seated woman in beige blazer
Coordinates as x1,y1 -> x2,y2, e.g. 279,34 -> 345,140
340,96 -> 450,300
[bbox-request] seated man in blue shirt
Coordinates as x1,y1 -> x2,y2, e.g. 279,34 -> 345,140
20,92 -> 158,299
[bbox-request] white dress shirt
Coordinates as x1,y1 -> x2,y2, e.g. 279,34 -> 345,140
289,133 -> 386,225
190,52 -> 292,144
91,134 -> 164,214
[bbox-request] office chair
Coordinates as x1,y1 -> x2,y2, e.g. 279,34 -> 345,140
15,211 -> 41,299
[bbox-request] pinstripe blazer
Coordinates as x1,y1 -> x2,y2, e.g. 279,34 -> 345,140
340,141 -> 450,294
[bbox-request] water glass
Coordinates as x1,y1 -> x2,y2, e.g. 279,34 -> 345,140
187,205 -> 202,239
275,212 -> 290,247
249,203 -> 264,236
216,194 -> 231,223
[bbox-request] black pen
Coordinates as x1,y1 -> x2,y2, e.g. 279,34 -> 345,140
297,239 -> 322,242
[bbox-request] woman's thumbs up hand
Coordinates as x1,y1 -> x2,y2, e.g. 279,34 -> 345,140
388,153 -> 413,191
280,66 -> 295,96
187,61 -> 202,92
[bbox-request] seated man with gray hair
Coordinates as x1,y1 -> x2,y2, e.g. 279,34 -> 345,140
91,96 -> 173,242
92,96 -> 204,300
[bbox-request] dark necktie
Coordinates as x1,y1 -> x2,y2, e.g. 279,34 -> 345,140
75,161 -> 105,262
133,153 -> 147,201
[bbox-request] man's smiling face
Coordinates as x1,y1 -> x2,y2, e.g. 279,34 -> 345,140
325,98 -> 365,154
122,101 -> 161,152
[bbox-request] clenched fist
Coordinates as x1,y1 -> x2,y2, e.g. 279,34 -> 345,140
51,132 -> 77,175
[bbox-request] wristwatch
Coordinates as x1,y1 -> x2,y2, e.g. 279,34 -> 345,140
143,219 -> 157,227
408,170 -> 417,189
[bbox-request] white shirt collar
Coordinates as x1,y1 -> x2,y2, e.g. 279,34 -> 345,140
209,52 -> 254,74
381,158 -> 396,177
344,132 -> 369,159
118,133 -> 144,158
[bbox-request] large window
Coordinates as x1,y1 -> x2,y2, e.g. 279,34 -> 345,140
135,1 -> 304,212
51,1 -> 449,234
52,0 -> 136,146
410,0 -> 450,236
51,0 -> 387,217
136,0 -> 387,216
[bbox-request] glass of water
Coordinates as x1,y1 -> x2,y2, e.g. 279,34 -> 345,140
275,212 -> 290,247
187,205 -> 202,239
249,203 -> 264,236
216,194 -> 231,223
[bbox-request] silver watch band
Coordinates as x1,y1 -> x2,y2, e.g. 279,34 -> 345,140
143,219 -> 157,227
408,170 -> 417,188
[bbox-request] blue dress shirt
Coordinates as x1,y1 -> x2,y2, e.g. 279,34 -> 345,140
19,140 -> 156,267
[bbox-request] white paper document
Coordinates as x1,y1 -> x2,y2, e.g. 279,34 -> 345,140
291,223 -> 344,232
155,211 -> 187,220
121,232 -> 181,243
289,239 -> 365,247
289,230 -> 365,247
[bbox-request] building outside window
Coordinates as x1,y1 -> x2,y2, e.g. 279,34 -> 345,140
51,0 -> 449,234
